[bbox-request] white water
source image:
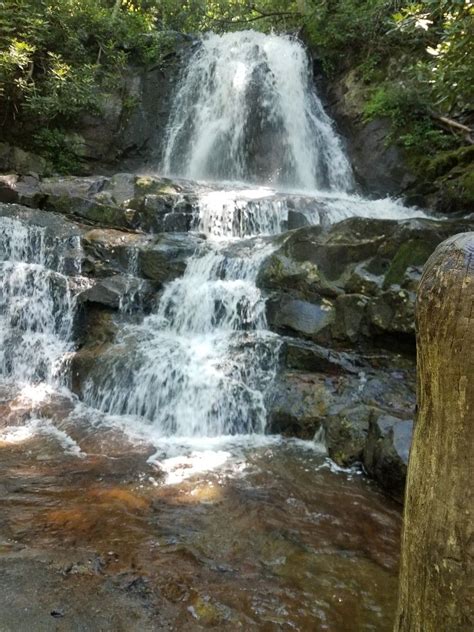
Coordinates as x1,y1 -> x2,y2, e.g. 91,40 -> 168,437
0,217 -> 81,387
84,218 -> 280,437
163,31 -> 354,191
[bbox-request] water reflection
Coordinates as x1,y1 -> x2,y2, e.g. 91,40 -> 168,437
0,415 -> 400,631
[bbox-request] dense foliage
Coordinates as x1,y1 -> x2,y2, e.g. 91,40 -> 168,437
0,0 -> 472,170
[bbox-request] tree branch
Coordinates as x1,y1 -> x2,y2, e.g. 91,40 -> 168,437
430,111 -> 474,144
210,10 -> 301,26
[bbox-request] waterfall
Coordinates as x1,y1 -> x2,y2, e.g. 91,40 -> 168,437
162,31 -> 354,191
80,32 -> 422,439
83,201 -> 280,437
0,32 -> 423,444
0,217 -> 81,388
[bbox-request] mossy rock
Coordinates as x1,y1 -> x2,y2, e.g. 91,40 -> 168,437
383,239 -> 434,288
424,145 -> 474,180
135,176 -> 179,196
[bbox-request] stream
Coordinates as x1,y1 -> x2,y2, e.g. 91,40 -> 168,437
0,31 -> 420,630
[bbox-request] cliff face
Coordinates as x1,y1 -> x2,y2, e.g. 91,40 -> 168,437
0,34 -> 196,177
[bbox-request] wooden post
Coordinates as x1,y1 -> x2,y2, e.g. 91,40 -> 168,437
395,233 -> 474,631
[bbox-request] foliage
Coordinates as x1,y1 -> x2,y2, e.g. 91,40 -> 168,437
0,0 -> 159,126
392,0 -> 474,114
0,0 -> 471,172
153,0 -> 300,33
32,127 -> 83,173
362,83 -> 457,153
300,0 -> 472,156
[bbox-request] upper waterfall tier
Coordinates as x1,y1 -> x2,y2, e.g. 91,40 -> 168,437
162,31 -> 354,192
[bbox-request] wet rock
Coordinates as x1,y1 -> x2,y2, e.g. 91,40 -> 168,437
82,228 -> 150,278
269,370 -> 375,463
41,174 -> 107,200
267,296 -> 336,343
333,294 -> 370,341
258,252 -> 341,299
269,355 -> 415,468
103,173 -> 136,205
345,262 -> 383,296
138,233 -> 203,283
363,415 -> 413,502
0,173 -> 203,233
324,404 -> 376,465
74,305 -> 118,348
368,288 -> 415,335
287,209 -> 310,230
269,372 -> 333,438
80,275 -> 156,311
261,216 -> 474,343
283,339 -> 361,374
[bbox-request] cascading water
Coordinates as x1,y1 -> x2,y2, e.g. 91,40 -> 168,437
0,217 -> 81,388
0,31 -> 424,445
0,32 -> 422,630
82,31 -> 423,440
162,31 -> 354,191
83,202 -> 280,437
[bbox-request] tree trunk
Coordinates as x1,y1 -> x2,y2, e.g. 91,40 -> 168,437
395,233 -> 474,632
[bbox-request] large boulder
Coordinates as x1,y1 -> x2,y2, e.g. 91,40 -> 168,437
260,216 -> 474,343
0,173 -> 202,233
0,142 -> 49,176
268,342 -> 415,470
79,275 -> 156,312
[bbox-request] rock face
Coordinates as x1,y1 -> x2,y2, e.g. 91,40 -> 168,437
318,67 -> 474,214
258,213 -> 474,498
0,173 -> 201,232
318,68 -> 415,198
259,216 -> 474,344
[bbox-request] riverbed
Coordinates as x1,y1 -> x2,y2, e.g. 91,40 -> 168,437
0,398 -> 400,631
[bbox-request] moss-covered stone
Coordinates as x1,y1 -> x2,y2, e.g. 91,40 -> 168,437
383,239 -> 433,288
424,145 -> 474,180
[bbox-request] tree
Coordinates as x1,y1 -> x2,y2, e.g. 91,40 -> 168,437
395,232 -> 474,631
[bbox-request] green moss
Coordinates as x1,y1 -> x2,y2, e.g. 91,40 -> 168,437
425,146 -> 474,180
135,176 -> 176,196
384,240 -> 433,288
439,165 -> 474,210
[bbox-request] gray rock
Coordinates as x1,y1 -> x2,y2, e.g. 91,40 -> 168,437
138,233 -> 203,284
79,275 -> 155,311
267,296 -> 336,342
333,293 -> 370,341
0,142 -> 49,176
323,404 -> 375,465
261,215 -> 474,342
363,415 -> 413,502
283,338 -> 361,374
81,228 -> 150,278
269,371 -> 334,438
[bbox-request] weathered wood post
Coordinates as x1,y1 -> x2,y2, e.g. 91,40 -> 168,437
395,233 -> 474,631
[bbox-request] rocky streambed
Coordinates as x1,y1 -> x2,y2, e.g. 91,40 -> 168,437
1,172 -> 472,498
0,174 -> 472,499
0,171 -> 472,630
